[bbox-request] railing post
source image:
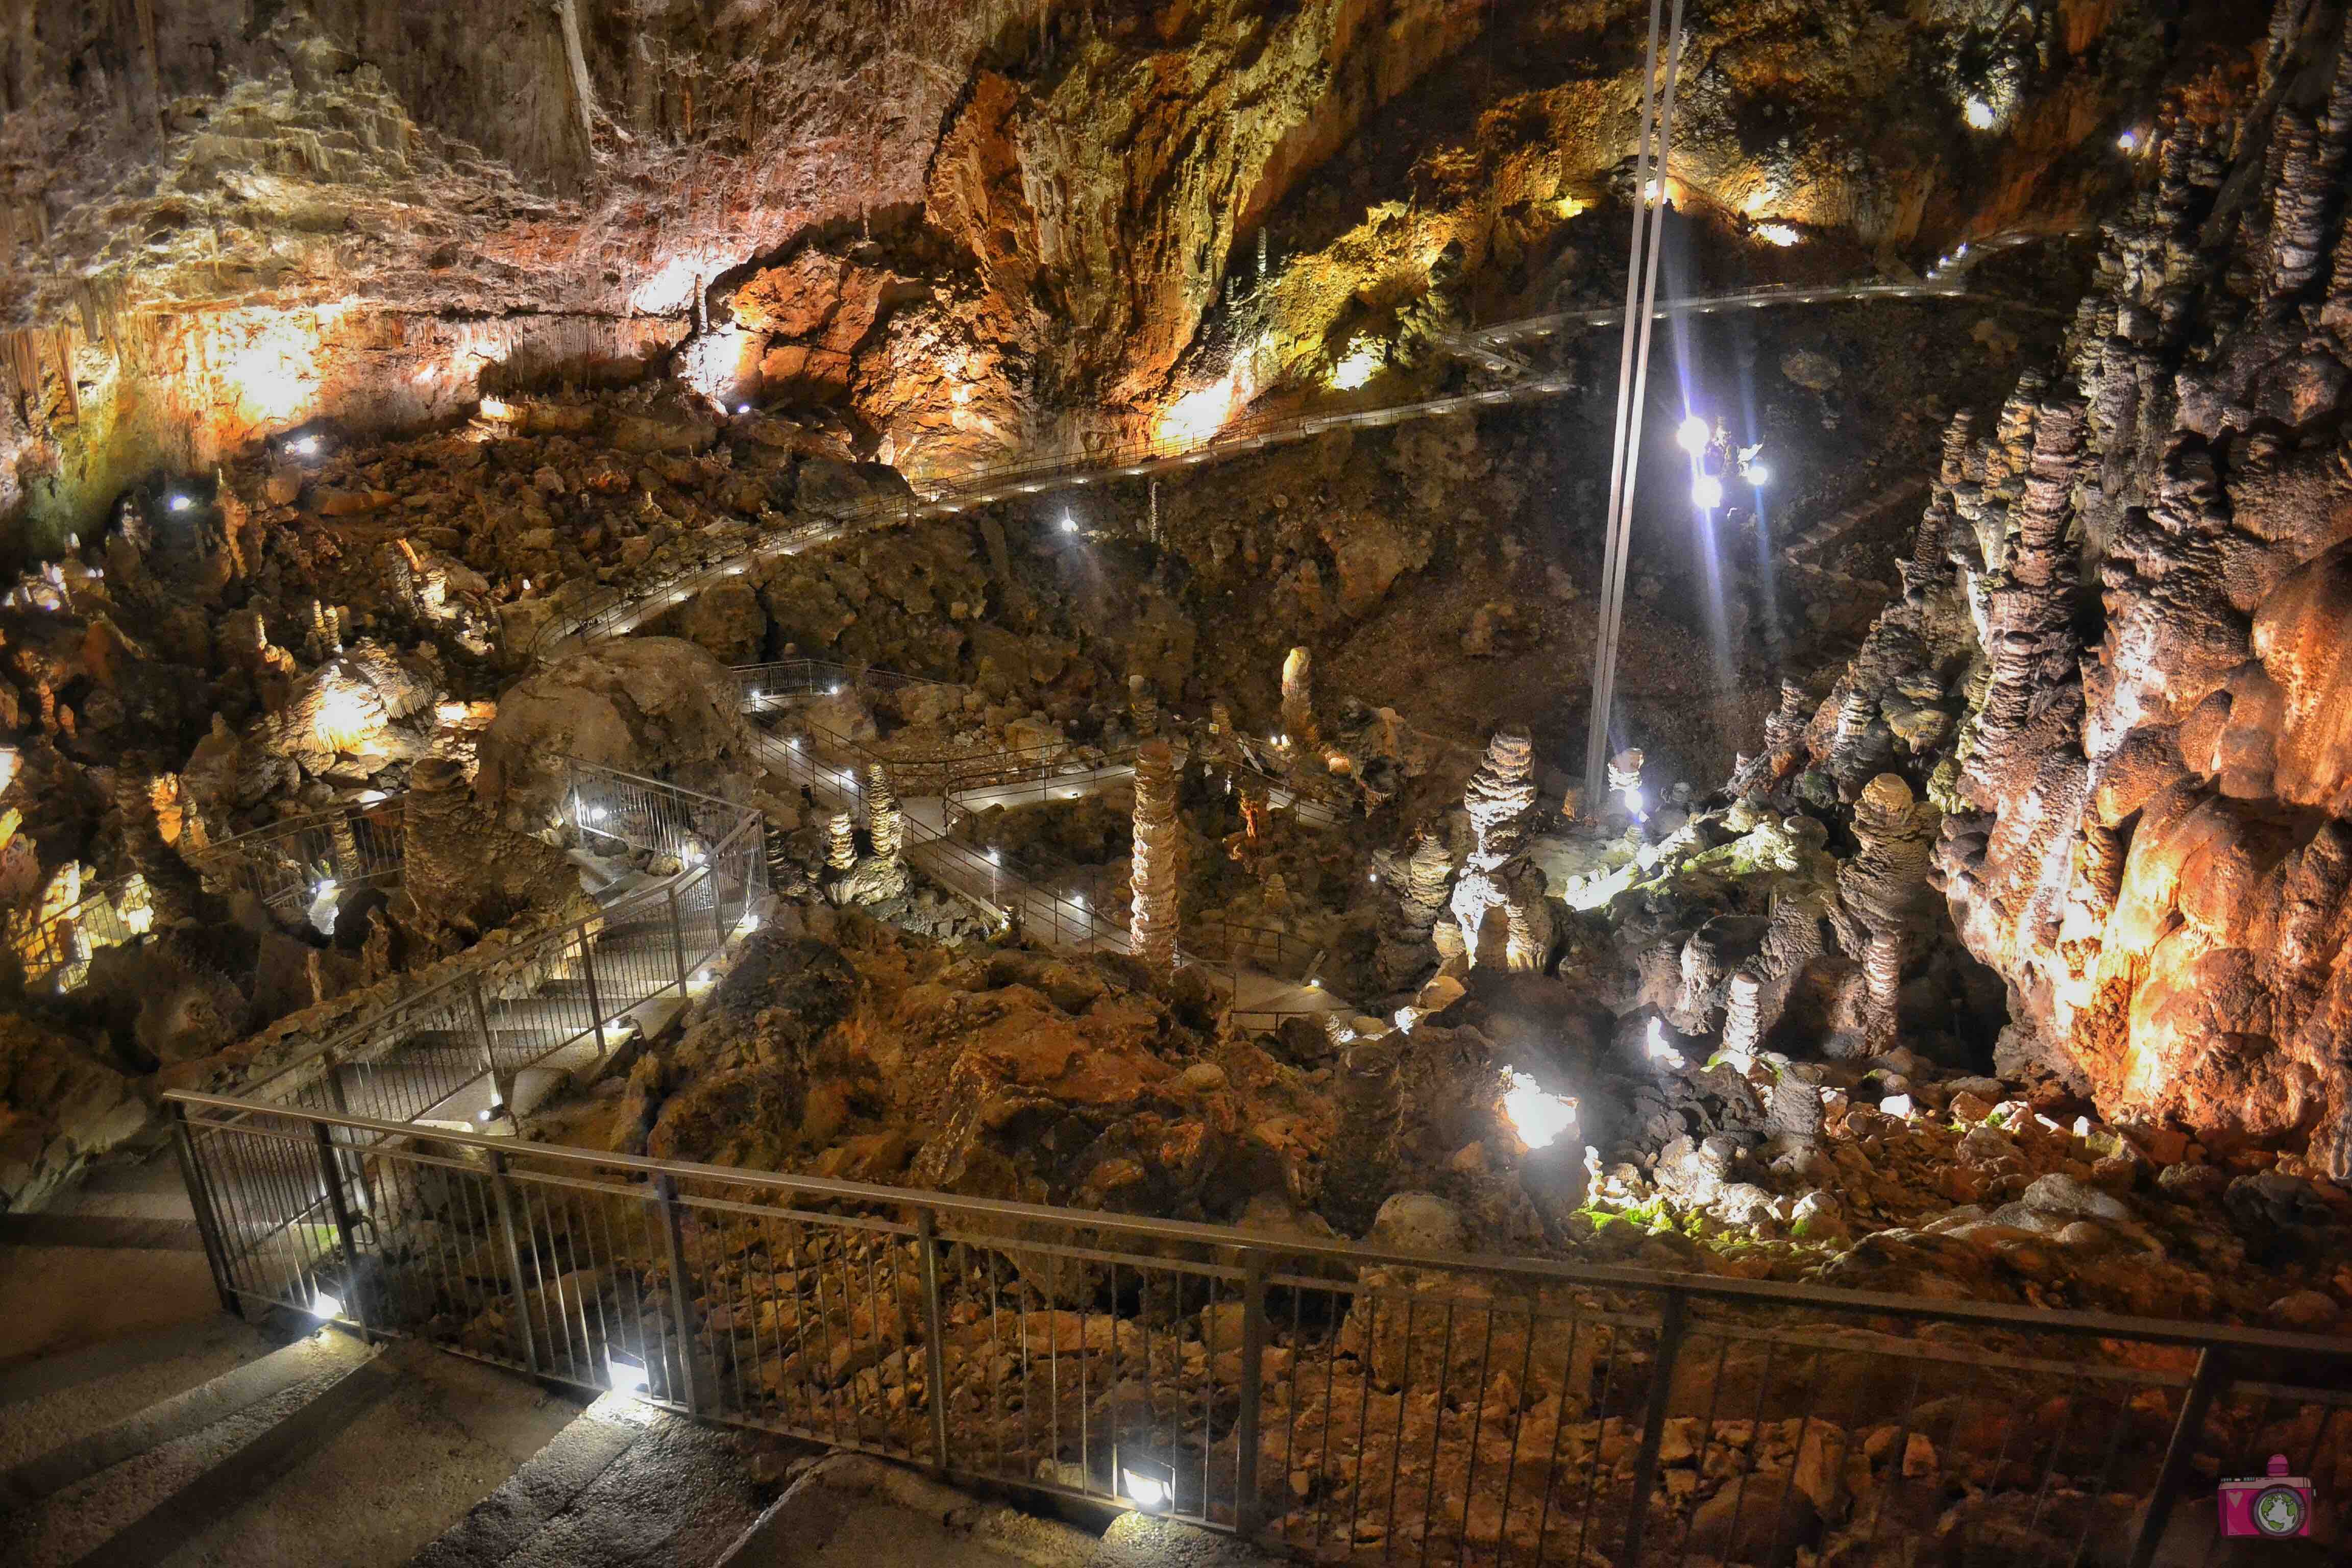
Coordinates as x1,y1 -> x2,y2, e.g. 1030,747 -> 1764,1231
313,1120 -> 371,1339
2125,1346 -> 2227,1568
917,1208 -> 951,1473
653,1172 -> 701,1413
489,1151 -> 539,1375
578,928 -> 608,1059
668,885 -> 692,999
1619,1288 -> 1687,1567
468,973 -> 504,1114
169,1101 -> 240,1315
1235,1251 -> 1271,1533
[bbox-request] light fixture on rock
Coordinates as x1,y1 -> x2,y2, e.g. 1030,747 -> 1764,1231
1676,414 -> 1711,456
167,493 -> 194,513
1502,1070 -> 1578,1150
1963,97 -> 1996,130
310,1289 -> 343,1320
607,1349 -> 650,1395
1692,473 -> 1724,510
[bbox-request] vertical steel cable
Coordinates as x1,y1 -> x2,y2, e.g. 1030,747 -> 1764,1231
1583,0 -> 1688,798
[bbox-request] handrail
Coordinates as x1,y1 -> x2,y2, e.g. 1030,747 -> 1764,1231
157,1085 -> 2352,1358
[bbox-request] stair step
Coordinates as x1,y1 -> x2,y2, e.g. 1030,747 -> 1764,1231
407,1395 -> 653,1568
0,1319 -> 276,1472
1,1328 -> 369,1510
2,1330 -> 375,1567
138,1341 -> 583,1568
469,1409 -> 786,1568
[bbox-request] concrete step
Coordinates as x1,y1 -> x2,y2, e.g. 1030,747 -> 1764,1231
142,1340 -> 584,1568
0,1328 -> 376,1566
0,1318 -> 278,1469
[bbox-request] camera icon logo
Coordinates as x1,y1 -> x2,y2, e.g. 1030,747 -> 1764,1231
2217,1453 -> 2315,1538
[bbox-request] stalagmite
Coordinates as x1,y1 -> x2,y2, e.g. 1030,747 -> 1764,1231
1448,728 -> 1553,971
865,764 -> 902,863
1373,829 -> 1454,987
1834,773 -> 1939,1052
826,811 -> 856,872
1605,747 -> 1644,812
1280,646 -> 1319,753
1127,673 -> 1159,740
1130,738 -> 1179,976
1731,681 -> 1812,799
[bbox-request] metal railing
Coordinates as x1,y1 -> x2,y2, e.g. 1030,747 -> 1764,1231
165,1091 -> 2352,1568
195,797 -> 409,917
231,761 -> 768,1133
16,873 -> 157,990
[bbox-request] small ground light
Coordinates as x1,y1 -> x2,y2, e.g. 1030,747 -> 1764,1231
607,1350 -> 649,1394
735,403 -> 751,414
1121,1454 -> 1175,1510
1676,414 -> 1711,455
289,435 -> 322,457
167,493 -> 193,513
2117,130 -> 2139,153
1746,462 -> 1771,487
1963,98 -> 1996,130
1061,512 -> 1079,533
310,1290 -> 342,1319
1692,473 -> 1725,509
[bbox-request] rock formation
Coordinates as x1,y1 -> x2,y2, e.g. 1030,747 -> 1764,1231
866,765 -> 903,865
1279,646 -> 1319,757
1374,829 -> 1455,988
1129,739 -> 1180,978
1448,729 -> 1551,972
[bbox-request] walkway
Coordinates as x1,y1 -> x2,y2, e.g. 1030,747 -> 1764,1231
735,670 -> 1348,1028
537,271 -> 2061,658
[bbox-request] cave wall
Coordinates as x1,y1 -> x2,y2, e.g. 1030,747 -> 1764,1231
0,0 -> 2225,550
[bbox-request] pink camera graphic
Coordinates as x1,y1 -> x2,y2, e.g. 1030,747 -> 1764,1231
2217,1454 -> 2314,1538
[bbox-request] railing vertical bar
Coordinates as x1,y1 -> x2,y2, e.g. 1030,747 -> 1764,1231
654,1172 -> 700,1413
170,1104 -> 240,1315
2124,1348 -> 2224,1568
312,1120 -> 369,1338
1235,1252 -> 1269,1533
917,1209 -> 950,1472
490,1152 -> 538,1375
1618,1289 -> 1687,1567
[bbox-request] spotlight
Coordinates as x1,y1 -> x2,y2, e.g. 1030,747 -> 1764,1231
1501,1070 -> 1578,1150
1963,98 -> 1995,131
167,493 -> 194,513
1623,786 -> 1646,817
1692,473 -> 1724,509
289,434 -> 322,457
735,403 -> 751,415
1675,415 -> 1710,456
1121,1456 -> 1174,1510
310,1291 -> 343,1319
1754,222 -> 1801,248
607,1350 -> 650,1394
2116,129 -> 2139,154
1745,462 -> 1771,487
1061,513 -> 1079,534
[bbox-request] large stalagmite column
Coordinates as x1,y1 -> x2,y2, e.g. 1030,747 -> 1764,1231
1130,739 -> 1180,976
826,811 -> 857,872
1128,674 -> 1160,740
1280,646 -> 1319,753
866,764 -> 903,863
1448,728 -> 1554,971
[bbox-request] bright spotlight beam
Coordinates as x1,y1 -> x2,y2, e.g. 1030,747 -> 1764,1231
1675,414 -> 1711,455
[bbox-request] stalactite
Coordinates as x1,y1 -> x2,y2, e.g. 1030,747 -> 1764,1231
1130,738 -> 1179,977
866,764 -> 902,864
827,811 -> 856,872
